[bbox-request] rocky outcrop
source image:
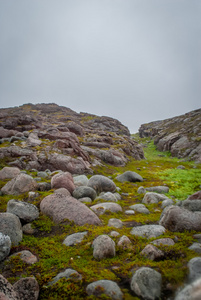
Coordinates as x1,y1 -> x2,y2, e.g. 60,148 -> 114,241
139,109 -> 201,162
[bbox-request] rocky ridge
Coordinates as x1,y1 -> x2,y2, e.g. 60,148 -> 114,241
139,108 -> 201,162
0,103 -> 144,173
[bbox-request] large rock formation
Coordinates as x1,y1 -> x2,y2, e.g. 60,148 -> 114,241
0,103 -> 144,173
139,109 -> 201,162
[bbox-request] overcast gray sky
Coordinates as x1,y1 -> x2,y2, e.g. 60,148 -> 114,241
0,0 -> 200,133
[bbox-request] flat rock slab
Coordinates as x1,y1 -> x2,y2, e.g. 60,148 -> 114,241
151,238 -> 175,246
129,204 -> 150,214
40,194 -> 101,225
90,202 -> 122,215
48,268 -> 82,286
130,225 -> 166,239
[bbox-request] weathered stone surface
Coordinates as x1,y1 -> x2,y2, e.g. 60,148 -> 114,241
0,233 -> 11,262
73,175 -> 89,187
159,206 -> 201,232
175,277 -> 201,300
63,231 -> 88,246
140,244 -> 164,261
0,213 -> 22,245
27,132 -> 42,146
13,277 -> 39,300
130,225 -> 165,239
0,167 -> 21,180
7,199 -> 39,223
1,173 -> 37,195
115,171 -> 143,183
187,257 -> 201,283
181,199 -> 201,212
161,198 -> 174,209
151,238 -> 175,246
129,204 -> 150,214
97,192 -> 118,202
90,202 -> 122,215
188,243 -> 201,254
142,192 -> 169,204
86,280 -> 123,300
40,194 -> 101,225
0,275 -> 18,300
88,175 -> 116,194
54,188 -> 71,197
145,186 -> 169,193
48,268 -> 82,286
188,190 -> 201,200
51,172 -> 75,194
117,235 -> 132,249
108,218 -> 123,229
73,186 -> 97,201
92,235 -> 115,260
10,250 -> 38,265
130,267 -> 162,300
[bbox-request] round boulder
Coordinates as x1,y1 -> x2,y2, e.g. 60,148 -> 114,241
130,267 -> 162,300
88,175 -> 116,194
1,173 -> 38,195
51,172 -> 75,194
0,167 -> 21,180
130,225 -> 166,239
86,280 -> 123,300
73,186 -> 97,201
0,233 -> 11,262
92,235 -> 116,260
7,199 -> 39,223
115,171 -> 143,183
0,213 -> 22,246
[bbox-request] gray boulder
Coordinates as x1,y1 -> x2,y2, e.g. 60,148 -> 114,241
130,267 -> 162,300
73,175 -> 89,187
86,280 -> 123,300
129,204 -> 150,214
181,199 -> 201,212
7,199 -> 39,223
159,206 -> 201,232
48,268 -> 82,286
108,218 -> 123,229
13,277 -> 39,300
117,235 -> 132,249
88,175 -> 116,194
175,277 -> 201,300
97,192 -> 118,202
188,257 -> 201,283
140,244 -> 164,261
188,243 -> 201,254
0,213 -> 22,245
63,231 -> 88,246
90,202 -> 122,215
130,225 -> 165,239
151,238 -> 175,246
161,198 -> 174,209
40,194 -> 101,225
146,186 -> 169,193
142,192 -> 169,204
0,233 -> 11,262
0,167 -> 21,180
115,171 -> 143,183
92,235 -> 115,260
73,186 -> 97,201
1,173 -> 38,195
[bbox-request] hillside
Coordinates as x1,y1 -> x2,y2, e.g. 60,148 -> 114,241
139,108 -> 201,163
0,104 -> 201,299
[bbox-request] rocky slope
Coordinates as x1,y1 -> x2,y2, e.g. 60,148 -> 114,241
139,108 -> 201,162
0,103 -> 144,173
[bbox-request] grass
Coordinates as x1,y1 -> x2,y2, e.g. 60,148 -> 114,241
0,136 -> 201,299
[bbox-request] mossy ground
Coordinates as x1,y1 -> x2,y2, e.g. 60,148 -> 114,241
0,136 -> 201,299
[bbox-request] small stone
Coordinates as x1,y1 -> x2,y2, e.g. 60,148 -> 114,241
92,235 -> 115,260
63,232 -> 88,246
125,210 -> 135,215
140,244 -> 164,261
86,280 -> 123,300
108,218 -> 123,229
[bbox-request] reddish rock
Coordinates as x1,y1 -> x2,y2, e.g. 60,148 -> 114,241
0,167 -> 21,180
0,127 -> 17,138
1,173 -> 38,195
188,191 -> 201,200
51,172 -> 75,194
40,193 -> 101,225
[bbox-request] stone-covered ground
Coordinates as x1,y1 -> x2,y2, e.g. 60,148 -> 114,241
0,135 -> 201,299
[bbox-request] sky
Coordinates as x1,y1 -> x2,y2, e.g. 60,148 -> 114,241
0,0 -> 200,133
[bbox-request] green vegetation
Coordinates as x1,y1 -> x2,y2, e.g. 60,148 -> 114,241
0,136 -> 201,299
